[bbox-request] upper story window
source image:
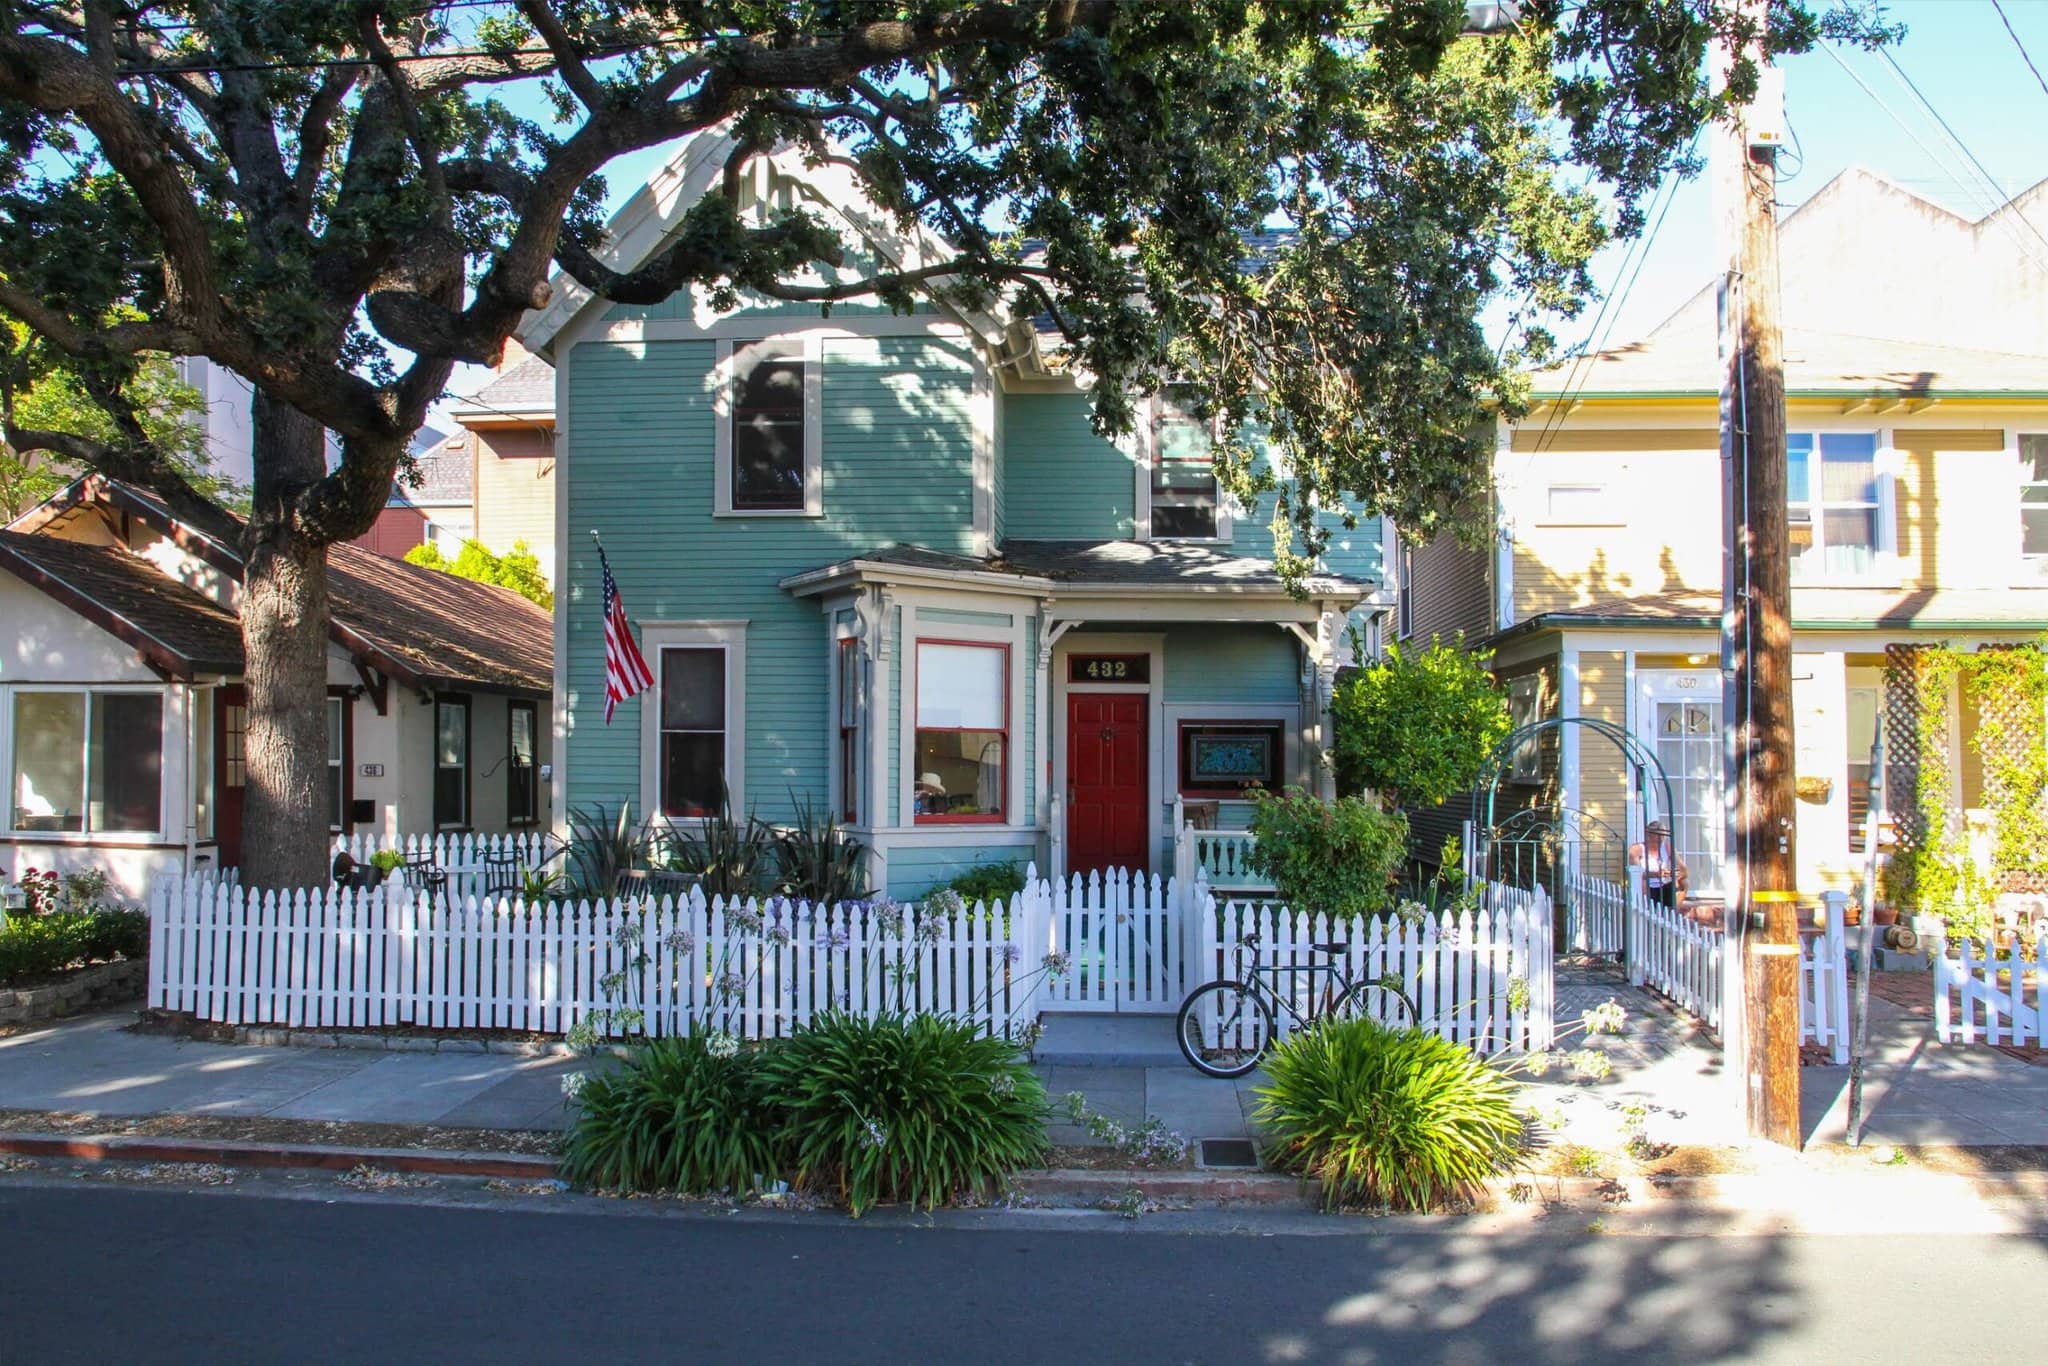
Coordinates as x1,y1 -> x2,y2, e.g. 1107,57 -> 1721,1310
11,689 -> 164,836
1788,432 -> 1891,579
914,641 -> 1007,823
1150,387 -> 1225,541
715,338 -> 821,516
2020,434 -> 2048,559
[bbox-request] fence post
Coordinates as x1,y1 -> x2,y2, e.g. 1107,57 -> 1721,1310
1925,918 -> 1950,1042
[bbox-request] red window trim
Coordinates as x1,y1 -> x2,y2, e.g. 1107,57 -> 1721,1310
913,637 -> 1010,825
1176,718 -> 1285,799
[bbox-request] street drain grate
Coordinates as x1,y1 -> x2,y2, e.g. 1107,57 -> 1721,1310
1198,1138 -> 1259,1169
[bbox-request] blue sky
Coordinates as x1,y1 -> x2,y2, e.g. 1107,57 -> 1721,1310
439,1 -> 2048,415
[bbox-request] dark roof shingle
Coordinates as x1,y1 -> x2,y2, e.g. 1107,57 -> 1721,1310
0,531 -> 245,676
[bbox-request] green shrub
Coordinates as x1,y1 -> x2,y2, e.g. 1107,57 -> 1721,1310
0,909 -> 147,988
760,1012 -> 1048,1216
1245,787 -> 1407,920
1254,1016 -> 1524,1212
773,794 -> 870,904
1331,637 -> 1510,809
558,1036 -> 782,1195
944,860 -> 1026,908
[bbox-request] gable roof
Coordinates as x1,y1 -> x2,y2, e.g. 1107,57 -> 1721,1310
0,530 -> 246,679
390,435 -> 473,508
1535,168 -> 2048,400
518,131 -> 1014,359
451,354 -> 555,421
7,477 -> 551,695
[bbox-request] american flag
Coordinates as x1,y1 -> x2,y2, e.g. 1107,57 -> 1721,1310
598,546 -> 654,724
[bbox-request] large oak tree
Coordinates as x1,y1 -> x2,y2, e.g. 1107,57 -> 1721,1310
0,1 -> 1882,886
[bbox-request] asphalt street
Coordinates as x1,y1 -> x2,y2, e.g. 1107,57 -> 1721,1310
3,1183 -> 2042,1364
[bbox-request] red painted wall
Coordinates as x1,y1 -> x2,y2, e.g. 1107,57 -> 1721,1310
353,506 -> 427,560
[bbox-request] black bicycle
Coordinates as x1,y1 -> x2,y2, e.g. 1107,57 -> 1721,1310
1176,933 -> 1414,1078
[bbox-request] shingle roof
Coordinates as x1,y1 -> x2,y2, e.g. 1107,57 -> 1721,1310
10,478 -> 551,695
792,538 -> 1366,597
391,436 -> 472,507
0,530 -> 245,677
452,354 -> 556,418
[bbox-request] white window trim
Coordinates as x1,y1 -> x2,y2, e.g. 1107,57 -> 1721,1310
713,335 -> 824,518
2016,431 -> 2048,573
1138,391 -> 1233,544
1536,483 -> 1623,528
892,601 -> 1033,833
1506,674 -> 1543,782
4,683 -> 171,840
326,694 -> 346,834
1787,428 -> 1900,586
639,621 -> 750,826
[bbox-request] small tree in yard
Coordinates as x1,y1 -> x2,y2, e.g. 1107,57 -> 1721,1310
1245,788 -> 1408,921
1332,638 -> 1509,811
0,2 -> 1880,886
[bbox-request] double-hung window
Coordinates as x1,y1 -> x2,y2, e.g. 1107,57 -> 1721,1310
717,338 -> 820,515
1150,387 -> 1223,540
1788,432 -> 1886,578
914,641 -> 1007,823
2020,434 -> 2048,560
325,694 -> 348,832
508,701 -> 538,826
660,647 -> 728,818
10,690 -> 163,835
1506,675 -> 1543,782
434,696 -> 469,829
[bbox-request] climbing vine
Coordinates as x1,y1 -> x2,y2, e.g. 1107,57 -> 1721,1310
1884,641 -> 2048,937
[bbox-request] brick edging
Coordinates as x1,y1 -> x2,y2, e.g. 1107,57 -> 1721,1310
0,1130 -> 557,1180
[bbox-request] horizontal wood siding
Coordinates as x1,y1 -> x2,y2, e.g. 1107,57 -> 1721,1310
1001,391 -> 1138,539
1164,625 -> 1300,704
884,840 -> 1039,898
1576,651 -> 1630,836
564,336 -> 980,824
1405,532 -> 1492,643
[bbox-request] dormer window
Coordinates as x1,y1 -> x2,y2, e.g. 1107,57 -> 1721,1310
715,337 -> 822,516
1150,386 -> 1224,541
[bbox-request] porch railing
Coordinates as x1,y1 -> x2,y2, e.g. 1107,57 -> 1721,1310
1170,798 -> 1266,892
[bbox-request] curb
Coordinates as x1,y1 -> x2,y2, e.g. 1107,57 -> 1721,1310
1014,1168 -> 1312,1207
0,1130 -> 558,1180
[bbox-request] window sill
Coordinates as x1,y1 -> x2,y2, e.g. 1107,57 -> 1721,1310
714,508 -> 824,519
914,814 -> 1008,826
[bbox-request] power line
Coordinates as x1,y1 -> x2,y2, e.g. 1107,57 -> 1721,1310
1874,42 -> 2048,257
1992,0 -> 2048,103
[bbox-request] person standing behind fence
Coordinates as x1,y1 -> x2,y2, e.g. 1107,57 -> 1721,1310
1629,820 -> 1687,909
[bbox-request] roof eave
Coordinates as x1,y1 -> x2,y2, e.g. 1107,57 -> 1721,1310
0,539 -> 217,681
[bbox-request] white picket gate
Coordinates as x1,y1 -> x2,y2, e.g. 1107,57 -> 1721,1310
1194,881 -> 1557,1054
150,876 -> 1047,1041
1930,924 -> 2047,1046
1036,868 -> 1187,1014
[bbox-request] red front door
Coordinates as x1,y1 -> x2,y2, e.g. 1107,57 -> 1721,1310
215,686 -> 248,870
1067,693 -> 1148,877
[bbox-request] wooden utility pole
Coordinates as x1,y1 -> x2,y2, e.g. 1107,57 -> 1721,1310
1715,1 -> 1802,1148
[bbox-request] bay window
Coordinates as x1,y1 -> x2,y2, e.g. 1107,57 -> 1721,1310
10,689 -> 163,835
838,638 -> 859,823
1788,432 -> 1886,578
914,641 -> 1007,823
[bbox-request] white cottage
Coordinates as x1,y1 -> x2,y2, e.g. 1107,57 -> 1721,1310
1,476 -> 554,901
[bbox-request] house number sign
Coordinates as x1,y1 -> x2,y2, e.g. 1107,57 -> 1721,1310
1069,655 -> 1149,684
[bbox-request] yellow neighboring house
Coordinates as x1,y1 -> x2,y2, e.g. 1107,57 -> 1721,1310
1401,168 -> 2048,901
449,343 -> 557,582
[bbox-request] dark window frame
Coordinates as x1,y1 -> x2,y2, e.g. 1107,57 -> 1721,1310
433,694 -> 471,831
507,699 -> 539,827
658,645 -> 729,820
1176,719 -> 1285,799
326,687 -> 354,833
838,638 -> 859,824
727,341 -> 809,513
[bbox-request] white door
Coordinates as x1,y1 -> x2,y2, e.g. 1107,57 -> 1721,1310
1636,670 -> 1727,898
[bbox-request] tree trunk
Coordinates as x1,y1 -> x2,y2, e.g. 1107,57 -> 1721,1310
236,393 -> 334,890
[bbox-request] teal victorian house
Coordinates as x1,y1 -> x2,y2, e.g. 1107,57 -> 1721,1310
522,137 -> 1391,897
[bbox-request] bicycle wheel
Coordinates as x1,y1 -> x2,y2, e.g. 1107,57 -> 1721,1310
1331,979 -> 1415,1028
1176,981 -> 1276,1078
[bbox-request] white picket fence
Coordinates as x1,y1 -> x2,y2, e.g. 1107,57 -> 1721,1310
332,832 -> 559,903
151,876 -> 1045,1041
1626,889 -> 1851,1063
1566,872 -> 1629,956
1037,868 -> 1186,1013
1195,881 -> 1557,1054
1931,924 -> 2047,1046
